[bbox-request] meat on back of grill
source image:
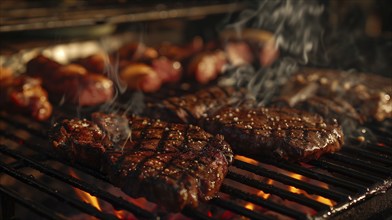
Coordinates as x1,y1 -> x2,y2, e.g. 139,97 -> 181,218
50,113 -> 233,211
277,68 -> 392,123
26,55 -> 114,106
0,75 -> 52,121
200,107 -> 344,161
146,86 -> 250,124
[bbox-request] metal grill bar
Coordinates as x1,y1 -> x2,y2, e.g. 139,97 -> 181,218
0,116 -> 46,138
262,159 -> 367,192
1,110 -> 391,219
309,159 -> 384,183
0,161 -> 118,220
0,145 -> 157,219
366,144 -> 392,155
226,171 -> 329,211
324,153 -> 392,176
182,207 -> 216,220
0,2 -> 244,32
233,159 -> 348,202
342,146 -> 392,165
211,198 -> 273,220
219,184 -> 308,219
0,186 -> 66,220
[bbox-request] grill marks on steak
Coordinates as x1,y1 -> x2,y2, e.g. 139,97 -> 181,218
201,107 -> 344,161
148,85 -> 344,161
50,113 -> 233,211
146,86 -> 248,124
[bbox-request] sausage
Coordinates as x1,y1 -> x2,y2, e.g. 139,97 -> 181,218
26,55 -> 114,106
0,75 -> 52,121
220,29 -> 279,67
151,56 -> 182,83
225,41 -> 254,66
120,63 -> 162,93
188,50 -> 227,84
259,38 -> 279,67
119,43 -> 158,62
157,37 -> 204,61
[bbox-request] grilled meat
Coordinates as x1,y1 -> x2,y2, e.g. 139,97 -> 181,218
0,75 -> 52,121
120,63 -> 162,93
26,55 -> 114,106
187,50 -> 227,84
50,113 -> 233,211
201,107 -> 344,161
146,86 -> 249,124
278,68 -> 392,122
225,41 -> 255,66
293,96 -> 365,124
220,29 -> 279,67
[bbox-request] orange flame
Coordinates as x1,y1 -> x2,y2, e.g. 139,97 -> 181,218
69,169 -> 102,211
235,155 -> 335,208
114,210 -> 125,219
287,173 -> 335,206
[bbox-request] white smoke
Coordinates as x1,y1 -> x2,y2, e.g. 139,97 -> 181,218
220,0 -> 325,105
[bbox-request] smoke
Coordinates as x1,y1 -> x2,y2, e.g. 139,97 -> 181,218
220,0 -> 324,105
227,0 -> 324,62
97,34 -> 146,115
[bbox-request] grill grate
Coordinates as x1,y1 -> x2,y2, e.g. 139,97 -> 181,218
0,1 -> 245,32
1,109 -> 391,220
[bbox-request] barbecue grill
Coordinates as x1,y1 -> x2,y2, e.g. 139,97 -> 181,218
1,1 -> 392,220
1,102 -> 391,220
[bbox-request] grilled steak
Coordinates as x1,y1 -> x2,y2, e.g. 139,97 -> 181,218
146,86 -> 250,124
277,68 -> 392,122
274,95 -> 364,124
200,107 -> 344,161
50,113 -> 233,211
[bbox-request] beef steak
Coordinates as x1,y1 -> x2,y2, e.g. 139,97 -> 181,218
50,113 -> 233,211
201,107 -> 344,161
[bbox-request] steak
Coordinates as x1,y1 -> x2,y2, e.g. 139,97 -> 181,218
200,107 -> 344,161
274,95 -> 364,124
146,86 -> 250,124
50,113 -> 233,211
277,68 -> 392,123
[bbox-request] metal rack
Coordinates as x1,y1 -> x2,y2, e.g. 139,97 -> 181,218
1,107 -> 391,220
0,1 -> 245,32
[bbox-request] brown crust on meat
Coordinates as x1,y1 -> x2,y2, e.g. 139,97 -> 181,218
279,68 -> 392,123
50,113 -> 233,211
146,86 -> 249,124
201,107 -> 344,161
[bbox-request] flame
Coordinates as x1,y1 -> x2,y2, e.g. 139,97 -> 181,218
114,210 -> 125,219
287,173 -> 335,206
236,155 -> 335,207
235,155 -> 259,165
69,169 -> 102,211
314,196 -> 334,207
245,203 -> 255,211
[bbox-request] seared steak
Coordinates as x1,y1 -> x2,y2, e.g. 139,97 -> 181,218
146,86 -> 249,124
277,68 -> 392,123
200,107 -> 344,161
50,113 -> 233,211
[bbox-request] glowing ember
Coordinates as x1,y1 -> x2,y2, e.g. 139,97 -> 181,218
286,173 -> 335,207
235,155 -> 336,209
235,155 -> 259,165
245,202 -> 255,211
69,169 -> 102,211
